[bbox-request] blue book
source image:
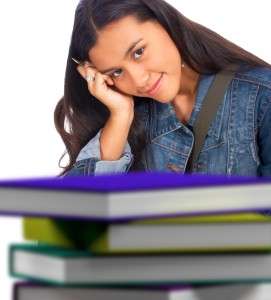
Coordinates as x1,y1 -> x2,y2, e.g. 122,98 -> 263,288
0,172 -> 271,221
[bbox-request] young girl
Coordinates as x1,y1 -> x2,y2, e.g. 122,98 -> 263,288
54,0 -> 271,177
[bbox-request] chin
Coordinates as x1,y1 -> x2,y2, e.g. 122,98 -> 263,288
153,97 -> 173,104
152,90 -> 178,104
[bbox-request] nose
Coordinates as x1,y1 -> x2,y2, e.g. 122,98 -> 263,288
127,65 -> 150,91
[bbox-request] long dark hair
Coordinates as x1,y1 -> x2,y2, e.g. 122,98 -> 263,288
54,0 -> 270,176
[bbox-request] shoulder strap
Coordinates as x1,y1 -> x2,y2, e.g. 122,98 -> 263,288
185,64 -> 239,173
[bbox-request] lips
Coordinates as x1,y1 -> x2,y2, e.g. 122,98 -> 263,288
145,73 -> 163,96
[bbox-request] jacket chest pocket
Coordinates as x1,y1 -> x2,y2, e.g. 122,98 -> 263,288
146,129 -> 193,172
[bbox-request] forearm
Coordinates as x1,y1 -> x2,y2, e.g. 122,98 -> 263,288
100,111 -> 134,161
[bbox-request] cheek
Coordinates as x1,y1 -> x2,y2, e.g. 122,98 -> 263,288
151,50 -> 181,74
144,54 -> 164,71
163,43 -> 182,70
170,54 -> 182,73
113,80 -> 133,93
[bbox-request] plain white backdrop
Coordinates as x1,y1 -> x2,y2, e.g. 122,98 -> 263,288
0,0 -> 270,298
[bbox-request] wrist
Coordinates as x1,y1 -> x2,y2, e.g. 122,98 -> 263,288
110,108 -> 134,125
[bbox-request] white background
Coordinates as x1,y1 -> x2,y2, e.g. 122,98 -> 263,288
0,0 -> 270,298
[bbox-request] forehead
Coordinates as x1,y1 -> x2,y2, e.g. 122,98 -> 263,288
88,15 -> 159,65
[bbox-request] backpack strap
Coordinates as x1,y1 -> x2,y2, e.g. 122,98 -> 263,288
185,64 -> 239,173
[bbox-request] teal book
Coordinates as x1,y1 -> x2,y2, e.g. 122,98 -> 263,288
9,243 -> 271,285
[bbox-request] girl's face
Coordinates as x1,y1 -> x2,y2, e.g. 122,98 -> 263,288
89,15 -> 183,103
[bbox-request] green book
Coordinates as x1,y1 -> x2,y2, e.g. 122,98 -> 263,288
9,243 -> 271,285
23,213 -> 271,253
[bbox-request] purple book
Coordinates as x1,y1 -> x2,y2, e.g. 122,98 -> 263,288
11,282 -> 193,300
0,172 -> 271,221
13,282 -> 192,299
13,281 -> 271,300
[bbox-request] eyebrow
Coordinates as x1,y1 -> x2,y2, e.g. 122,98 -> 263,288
99,38 -> 144,74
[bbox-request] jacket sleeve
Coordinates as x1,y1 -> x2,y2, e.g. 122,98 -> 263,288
64,130 -> 134,176
257,90 -> 271,176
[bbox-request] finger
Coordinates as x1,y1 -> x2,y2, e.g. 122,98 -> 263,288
103,74 -> 114,86
85,67 -> 97,85
83,61 -> 114,84
76,62 -> 96,79
87,72 -> 107,102
92,71 -> 106,89
76,65 -> 85,78
84,61 -> 95,68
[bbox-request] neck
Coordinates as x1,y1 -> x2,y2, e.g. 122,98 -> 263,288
171,64 -> 200,124
178,64 -> 200,97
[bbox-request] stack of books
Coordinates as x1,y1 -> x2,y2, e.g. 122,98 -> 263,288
2,172 -> 271,299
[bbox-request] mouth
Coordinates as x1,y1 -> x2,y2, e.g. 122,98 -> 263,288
146,73 -> 164,96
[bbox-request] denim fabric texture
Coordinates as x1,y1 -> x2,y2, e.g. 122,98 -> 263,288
66,130 -> 134,176
65,64 -> 271,177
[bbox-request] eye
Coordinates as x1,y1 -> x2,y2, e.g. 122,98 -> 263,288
111,69 -> 123,78
110,47 -> 145,79
133,47 -> 145,60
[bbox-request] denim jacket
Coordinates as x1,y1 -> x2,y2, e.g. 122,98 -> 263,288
66,64 -> 271,177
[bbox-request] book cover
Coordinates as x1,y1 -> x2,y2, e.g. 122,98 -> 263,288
23,213 -> 271,253
13,281 -> 271,300
1,172 -> 271,221
13,282 -> 191,300
9,243 -> 271,285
